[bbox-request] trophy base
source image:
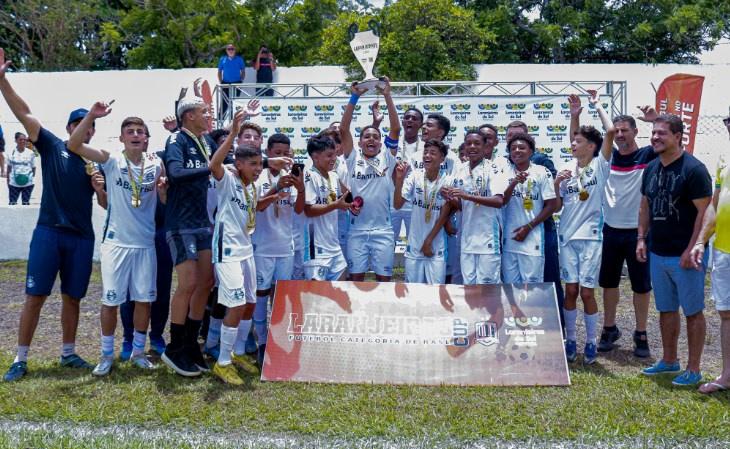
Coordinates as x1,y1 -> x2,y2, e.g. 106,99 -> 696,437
354,78 -> 386,92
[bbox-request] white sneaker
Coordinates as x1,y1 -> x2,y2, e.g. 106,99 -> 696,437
130,353 -> 155,370
92,356 -> 113,377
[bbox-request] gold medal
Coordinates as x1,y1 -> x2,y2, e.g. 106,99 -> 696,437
241,177 -> 257,234
131,195 -> 141,208
124,151 -> 145,211
579,189 -> 589,201
85,162 -> 96,176
523,197 -> 533,211
425,209 -> 432,223
328,192 -> 337,204
523,178 -> 533,210
423,173 -> 439,224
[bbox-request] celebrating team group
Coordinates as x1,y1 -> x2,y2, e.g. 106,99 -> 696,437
1,47 -> 728,392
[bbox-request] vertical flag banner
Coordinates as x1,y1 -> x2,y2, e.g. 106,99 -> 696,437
655,73 -> 704,154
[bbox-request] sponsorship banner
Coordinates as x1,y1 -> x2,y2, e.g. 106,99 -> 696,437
236,95 -> 610,169
655,73 -> 704,154
262,281 -> 570,386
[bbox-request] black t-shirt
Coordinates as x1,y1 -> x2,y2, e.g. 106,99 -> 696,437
256,57 -> 273,83
641,152 -> 712,256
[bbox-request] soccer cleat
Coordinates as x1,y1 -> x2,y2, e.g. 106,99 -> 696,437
641,360 -> 681,376
231,353 -> 260,375
161,347 -> 201,377
633,331 -> 651,358
3,361 -> 27,382
92,356 -> 114,377
672,370 -> 703,386
186,343 -> 210,373
212,362 -> 244,385
204,344 -> 221,361
119,340 -> 133,362
583,342 -> 598,365
149,337 -> 166,355
130,353 -> 155,370
565,340 -> 577,363
60,354 -> 93,369
257,344 -> 266,369
597,326 -> 621,352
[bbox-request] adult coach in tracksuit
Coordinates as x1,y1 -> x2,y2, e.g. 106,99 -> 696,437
0,48 -> 96,381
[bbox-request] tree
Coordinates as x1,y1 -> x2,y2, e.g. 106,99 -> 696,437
317,0 -> 492,82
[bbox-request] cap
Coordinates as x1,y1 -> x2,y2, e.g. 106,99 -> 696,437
67,108 -> 89,126
176,97 -> 206,120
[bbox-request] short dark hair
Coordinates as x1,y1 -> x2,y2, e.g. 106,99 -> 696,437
404,107 -> 424,122
307,135 -> 335,156
478,123 -> 498,138
209,128 -> 229,144
318,129 -> 341,145
424,138 -> 448,157
359,125 -> 382,140
239,122 -> 263,137
654,114 -> 684,135
121,117 -> 146,133
14,132 -> 26,140
506,132 -> 535,153
464,128 -> 486,143
234,144 -> 262,161
578,125 -> 603,156
507,120 -> 528,133
267,133 -> 290,149
427,114 -> 450,137
612,114 -> 637,129
457,142 -> 465,152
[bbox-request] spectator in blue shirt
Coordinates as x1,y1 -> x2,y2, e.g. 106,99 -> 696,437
217,44 -> 245,120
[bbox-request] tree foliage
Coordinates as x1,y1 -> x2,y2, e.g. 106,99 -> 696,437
0,0 -> 727,74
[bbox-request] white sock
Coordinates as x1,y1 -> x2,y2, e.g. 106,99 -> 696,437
14,346 -> 29,363
253,295 -> 269,346
101,334 -> 115,358
218,325 -> 238,366
132,330 -> 147,357
584,312 -> 599,345
233,320 -> 253,356
205,317 -> 223,349
61,343 -> 75,358
564,308 -> 578,342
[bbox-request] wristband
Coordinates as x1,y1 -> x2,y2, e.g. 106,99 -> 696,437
526,222 -> 533,230
694,241 -> 705,247
349,93 -> 360,106
637,235 -> 646,240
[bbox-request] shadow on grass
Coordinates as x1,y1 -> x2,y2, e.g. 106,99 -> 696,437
598,347 -> 656,368
568,359 -> 619,378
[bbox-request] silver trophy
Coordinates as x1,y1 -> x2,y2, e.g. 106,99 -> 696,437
348,20 -> 386,92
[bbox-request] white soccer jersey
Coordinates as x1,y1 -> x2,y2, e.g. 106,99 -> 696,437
402,170 -> 453,260
345,149 -> 397,231
212,170 -> 255,263
557,155 -> 610,243
8,149 -> 36,187
452,159 -> 508,255
101,152 -> 163,248
502,162 -> 556,256
391,138 -> 421,214
252,168 -> 297,257
304,166 -> 342,261
410,151 -> 458,175
488,155 -> 511,178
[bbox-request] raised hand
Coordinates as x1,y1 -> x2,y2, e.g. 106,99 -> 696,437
587,89 -> 600,107
0,48 -> 12,79
376,76 -> 392,97
162,115 -> 177,132
230,109 -> 247,136
371,100 -> 383,125
514,171 -> 529,184
351,81 -> 368,97
555,169 -> 572,184
242,99 -> 260,118
567,94 -> 583,117
394,160 -> 409,181
89,101 -> 113,119
637,105 -> 658,123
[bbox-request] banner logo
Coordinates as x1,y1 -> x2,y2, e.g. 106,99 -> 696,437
475,321 -> 499,347
287,104 -> 308,122
423,104 -> 443,112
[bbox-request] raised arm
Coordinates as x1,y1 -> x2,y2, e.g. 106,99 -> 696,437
587,90 -> 612,132
68,101 -> 113,163
340,82 -> 368,158
392,161 -> 409,209
0,49 -> 41,141
568,93 -> 582,138
381,77 -> 401,142
210,109 -> 244,181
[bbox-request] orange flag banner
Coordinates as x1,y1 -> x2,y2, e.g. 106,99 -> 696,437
655,73 -> 705,154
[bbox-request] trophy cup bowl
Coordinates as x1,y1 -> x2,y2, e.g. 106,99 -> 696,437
349,21 -> 386,92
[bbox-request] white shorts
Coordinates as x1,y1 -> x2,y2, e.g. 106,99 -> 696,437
346,229 -> 395,276
446,233 -> 462,282
712,248 -> 730,311
303,253 -> 347,281
502,251 -> 544,284
461,253 -> 501,285
391,208 -> 411,243
254,254 -> 294,290
404,257 -> 446,284
292,249 -> 305,280
100,243 -> 156,306
559,239 -> 602,288
216,257 -> 257,308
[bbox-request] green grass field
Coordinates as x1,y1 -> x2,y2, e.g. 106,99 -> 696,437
0,261 -> 728,448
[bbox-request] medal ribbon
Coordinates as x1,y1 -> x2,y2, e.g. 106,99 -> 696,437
123,151 -> 146,208
181,128 -> 211,163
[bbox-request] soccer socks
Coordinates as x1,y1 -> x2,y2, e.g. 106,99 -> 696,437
233,320 -> 253,356
14,346 -> 29,364
61,343 -> 75,358
184,317 -> 203,349
169,323 -> 185,350
564,308 -> 578,342
206,317 -> 223,350
101,334 -> 115,358
132,330 -> 147,358
253,295 -> 269,346
584,312 -> 599,345
218,325 -> 238,366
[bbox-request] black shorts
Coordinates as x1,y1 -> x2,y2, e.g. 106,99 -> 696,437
166,228 -> 212,266
598,224 -> 651,293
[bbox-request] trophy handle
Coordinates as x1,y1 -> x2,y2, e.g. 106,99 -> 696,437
347,23 -> 359,42
367,19 -> 380,37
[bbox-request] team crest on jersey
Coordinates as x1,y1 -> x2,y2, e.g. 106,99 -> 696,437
319,186 -> 327,193
61,151 -> 70,159
106,290 -> 118,302
189,147 -> 198,155
144,172 -> 155,183
26,276 -> 35,289
317,266 -> 327,278
356,159 -> 365,167
232,289 -> 245,301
